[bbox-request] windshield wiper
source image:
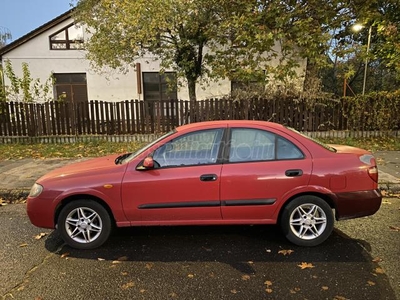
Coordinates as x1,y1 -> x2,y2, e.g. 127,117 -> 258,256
115,153 -> 132,165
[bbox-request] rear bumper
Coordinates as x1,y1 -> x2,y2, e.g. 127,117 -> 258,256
334,189 -> 382,220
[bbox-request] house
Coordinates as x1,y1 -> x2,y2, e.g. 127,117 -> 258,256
0,9 -> 306,105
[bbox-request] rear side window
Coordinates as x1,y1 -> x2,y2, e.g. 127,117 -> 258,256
229,128 -> 303,162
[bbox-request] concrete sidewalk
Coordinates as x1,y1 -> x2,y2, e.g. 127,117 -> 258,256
0,151 -> 399,201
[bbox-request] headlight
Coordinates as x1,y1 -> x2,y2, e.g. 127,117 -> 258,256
29,183 -> 43,198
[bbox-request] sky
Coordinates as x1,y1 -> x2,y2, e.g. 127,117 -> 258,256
1,0 -> 74,43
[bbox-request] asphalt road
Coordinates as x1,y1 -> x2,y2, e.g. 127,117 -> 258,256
1,199 -> 399,300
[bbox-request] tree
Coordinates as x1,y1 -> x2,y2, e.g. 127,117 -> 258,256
322,0 -> 400,95
1,60 -> 54,102
0,26 -> 12,48
1,27 -> 12,100
74,0 -> 350,100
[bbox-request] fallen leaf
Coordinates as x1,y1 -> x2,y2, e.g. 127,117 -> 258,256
97,258 -> 105,261
290,287 -> 301,294
298,262 -> 315,270
168,292 -> 177,298
372,257 -> 383,263
389,225 -> 400,232
334,296 -> 349,300
375,267 -> 385,274
140,289 -> 146,293
265,249 -> 271,253
121,272 -> 128,276
242,275 -> 251,281
367,281 -> 376,286
278,249 -> 294,256
60,252 -> 70,258
34,233 -> 47,240
322,286 -> 329,290
247,261 -> 254,264
187,274 -> 194,278
230,289 -> 238,294
112,260 -> 121,264
19,243 -> 28,248
145,263 -> 153,270
265,288 -> 273,293
121,281 -> 135,290
117,256 -> 128,261
264,280 -> 272,287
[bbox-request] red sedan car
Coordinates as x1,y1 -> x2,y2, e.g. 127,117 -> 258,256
27,120 -> 382,249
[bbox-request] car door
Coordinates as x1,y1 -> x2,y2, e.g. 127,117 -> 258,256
220,127 -> 312,221
121,128 -> 225,223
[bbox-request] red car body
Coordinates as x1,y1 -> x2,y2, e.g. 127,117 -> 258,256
27,120 -> 382,249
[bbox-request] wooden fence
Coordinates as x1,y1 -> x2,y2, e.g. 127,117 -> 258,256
1,98 -> 399,138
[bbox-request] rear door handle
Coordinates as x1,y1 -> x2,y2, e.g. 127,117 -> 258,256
200,174 -> 218,181
285,169 -> 303,177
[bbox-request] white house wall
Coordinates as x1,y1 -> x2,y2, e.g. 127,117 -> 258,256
2,17 -> 306,102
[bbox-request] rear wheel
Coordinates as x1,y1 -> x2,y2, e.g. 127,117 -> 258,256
58,200 -> 112,249
281,195 -> 334,247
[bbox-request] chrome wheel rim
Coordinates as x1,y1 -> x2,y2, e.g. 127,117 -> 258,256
289,203 -> 327,240
65,207 -> 102,244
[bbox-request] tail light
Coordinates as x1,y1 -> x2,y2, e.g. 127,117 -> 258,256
360,154 -> 379,183
367,166 -> 378,182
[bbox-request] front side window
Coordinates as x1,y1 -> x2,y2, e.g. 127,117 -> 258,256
50,23 -> 84,50
229,128 -> 303,162
153,129 -> 224,167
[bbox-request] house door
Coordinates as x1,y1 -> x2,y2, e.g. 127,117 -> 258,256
142,72 -> 177,123
53,73 -> 89,131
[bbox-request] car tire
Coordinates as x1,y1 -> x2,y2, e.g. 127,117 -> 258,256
58,200 -> 112,250
281,195 -> 334,247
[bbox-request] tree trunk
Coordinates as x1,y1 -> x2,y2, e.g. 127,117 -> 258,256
187,78 -> 197,102
303,59 -> 321,95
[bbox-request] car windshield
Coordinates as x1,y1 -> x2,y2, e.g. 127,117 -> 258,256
122,130 -> 176,164
286,127 -> 337,152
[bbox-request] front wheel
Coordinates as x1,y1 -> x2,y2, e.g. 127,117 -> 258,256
281,196 -> 334,247
58,200 -> 112,249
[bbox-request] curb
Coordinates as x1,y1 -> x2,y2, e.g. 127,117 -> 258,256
0,189 -> 29,203
379,183 -> 400,195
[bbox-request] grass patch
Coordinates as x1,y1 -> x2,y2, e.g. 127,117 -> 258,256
0,136 -> 398,160
0,140 -> 146,160
319,136 -> 400,152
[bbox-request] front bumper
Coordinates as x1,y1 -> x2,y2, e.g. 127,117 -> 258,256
26,196 -> 57,229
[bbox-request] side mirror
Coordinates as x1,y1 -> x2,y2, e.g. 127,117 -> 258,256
143,156 -> 154,169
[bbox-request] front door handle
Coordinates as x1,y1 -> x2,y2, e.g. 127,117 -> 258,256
200,174 -> 218,181
285,169 -> 303,177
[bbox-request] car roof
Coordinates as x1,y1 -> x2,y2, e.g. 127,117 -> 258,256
176,120 -> 286,132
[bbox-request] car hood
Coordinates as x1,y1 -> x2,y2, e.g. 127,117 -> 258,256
328,144 -> 371,155
37,154 -> 124,183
